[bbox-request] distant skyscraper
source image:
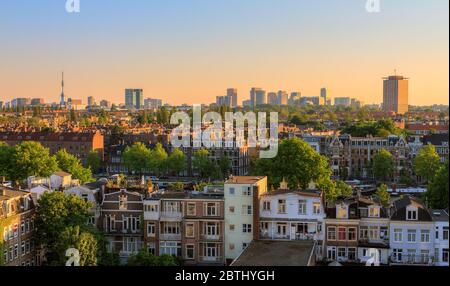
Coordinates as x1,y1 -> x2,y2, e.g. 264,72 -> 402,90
334,97 -> 351,107
267,92 -> 278,105
320,88 -> 328,104
87,96 -> 95,107
125,89 -> 144,109
250,88 -> 265,107
227,88 -> 238,107
289,92 -> 301,106
60,72 -> 65,107
255,90 -> 267,106
383,75 -> 409,114
31,98 -> 45,106
277,90 -> 288,105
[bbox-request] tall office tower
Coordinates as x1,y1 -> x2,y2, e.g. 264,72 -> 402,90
87,96 -> 95,107
250,88 -> 265,107
334,97 -> 351,107
320,88 -> 328,105
60,72 -> 65,107
289,91 -> 301,106
383,75 -> 409,114
125,89 -> 144,109
277,90 -> 288,106
267,92 -> 278,105
255,89 -> 267,106
227,88 -> 238,107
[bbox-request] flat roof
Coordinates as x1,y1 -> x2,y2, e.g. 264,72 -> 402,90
231,240 -> 314,266
225,176 -> 266,184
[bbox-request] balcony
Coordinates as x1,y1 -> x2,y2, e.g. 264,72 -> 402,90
200,234 -> 221,241
200,256 -> 223,263
159,233 -> 182,241
390,255 -> 435,266
160,211 -> 183,221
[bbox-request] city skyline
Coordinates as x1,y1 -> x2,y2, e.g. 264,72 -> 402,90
0,0 -> 448,106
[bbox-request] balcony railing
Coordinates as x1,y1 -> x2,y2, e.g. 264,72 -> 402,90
390,254 -> 435,265
200,234 -> 221,241
159,233 -> 182,241
160,211 -> 183,220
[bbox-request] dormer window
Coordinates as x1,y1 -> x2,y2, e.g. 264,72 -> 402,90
336,204 -> 348,219
119,195 -> 128,210
368,206 -> 380,218
406,206 -> 418,221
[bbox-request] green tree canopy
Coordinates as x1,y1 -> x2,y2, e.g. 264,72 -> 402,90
86,151 -> 101,174
427,160 -> 449,209
335,180 -> 353,198
127,249 -> 180,266
376,184 -> 390,207
372,149 -> 394,182
55,149 -> 94,184
9,141 -> 59,181
149,143 -> 168,175
192,149 -> 215,180
414,144 -> 441,183
253,138 -> 332,190
123,142 -> 151,175
167,148 -> 186,177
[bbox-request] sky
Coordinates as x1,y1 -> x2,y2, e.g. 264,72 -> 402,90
0,0 -> 448,106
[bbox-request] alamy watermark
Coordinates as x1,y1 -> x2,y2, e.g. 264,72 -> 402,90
170,105 -> 279,159
66,0 -> 80,13
366,0 -> 381,13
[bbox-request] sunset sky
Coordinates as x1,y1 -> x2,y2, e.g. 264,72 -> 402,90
0,0 -> 448,106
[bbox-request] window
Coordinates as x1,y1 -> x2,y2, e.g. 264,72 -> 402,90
407,229 -> 416,242
187,203 -> 196,216
13,223 -> 18,238
348,227 -> 357,241
242,243 -> 249,250
444,227 -> 449,240
3,249 -> 7,263
145,204 -> 158,212
8,246 -> 13,262
147,243 -> 156,255
407,249 -> 416,263
394,229 -> 402,242
420,249 -> 429,263
20,221 -> 25,236
348,248 -> 357,261
262,201 -> 271,211
25,240 -> 30,254
392,249 -> 403,262
369,207 -> 380,218
360,226 -> 369,239
420,230 -> 430,242
229,244 -> 235,251
203,243 -> 219,260
229,206 -> 235,214
229,188 -> 235,195
242,187 -> 252,196
338,227 -> 346,241
443,249 -> 449,263
298,200 -> 307,214
160,241 -> 181,257
14,244 -> 18,259
277,224 -> 287,235
436,227 -> 439,240
164,201 -> 181,213
368,226 -> 379,240
327,247 -> 336,260
242,205 -> 252,215
185,245 -> 195,260
278,200 -> 286,214
327,227 -> 336,240
3,226 -> 7,241
147,223 -> 156,237
407,209 -> 417,221
313,203 -> 321,214
205,203 -> 219,217
163,222 -> 180,235
242,224 -> 252,233
21,242 -> 25,257
337,247 -> 346,260
119,195 -> 128,210
229,224 -> 235,231
203,222 -> 219,237
185,223 -> 195,238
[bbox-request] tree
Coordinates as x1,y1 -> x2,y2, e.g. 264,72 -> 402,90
86,151 -> 101,174
372,149 -> 394,182
149,143 -> 168,176
376,184 -> 390,207
127,249 -> 180,266
414,144 -> 441,183
218,155 -> 231,179
9,141 -> 59,181
167,148 -> 186,178
335,180 -> 353,197
35,192 -> 93,265
192,149 -> 215,180
168,182 -> 184,191
0,142 -> 13,178
427,160 -> 449,209
123,143 -> 151,175
253,138 -> 332,190
57,226 -> 98,266
55,149 -> 94,184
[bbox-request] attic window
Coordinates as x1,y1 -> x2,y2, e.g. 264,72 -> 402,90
369,206 -> 380,218
407,209 -> 418,221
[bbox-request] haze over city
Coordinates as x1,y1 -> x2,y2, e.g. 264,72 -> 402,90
0,0 -> 448,106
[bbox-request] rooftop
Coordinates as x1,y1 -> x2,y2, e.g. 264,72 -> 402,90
231,240 -> 315,266
225,176 -> 266,184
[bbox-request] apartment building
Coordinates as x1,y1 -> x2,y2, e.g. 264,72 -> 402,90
432,209 -> 449,266
1,188 -> 38,266
99,187 -> 146,263
0,131 -> 104,164
258,180 -> 326,258
143,189 -> 225,265
224,176 -> 267,264
389,196 -> 435,266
